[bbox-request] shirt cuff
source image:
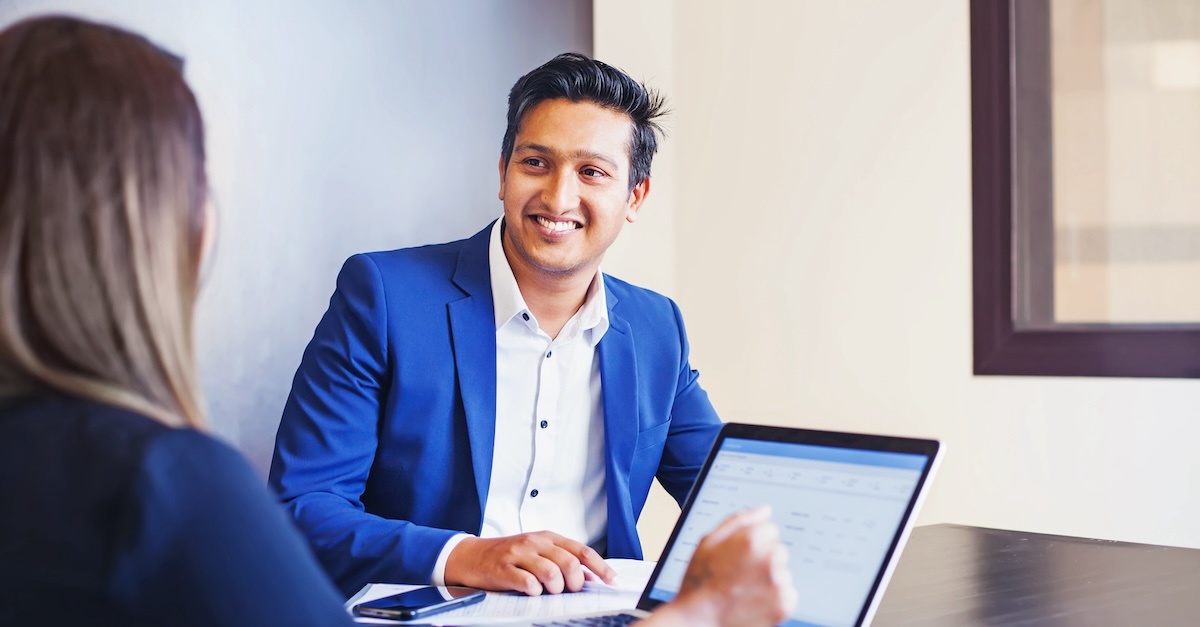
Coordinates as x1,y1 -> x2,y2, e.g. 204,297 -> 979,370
430,533 -> 472,585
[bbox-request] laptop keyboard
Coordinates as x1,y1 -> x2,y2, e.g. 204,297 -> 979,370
532,612 -> 642,626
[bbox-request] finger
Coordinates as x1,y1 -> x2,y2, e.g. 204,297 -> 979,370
748,517 -> 781,552
505,565 -> 544,596
517,555 -> 567,595
581,566 -> 615,585
542,545 -> 587,592
704,505 -> 773,545
772,547 -> 794,587
570,543 -> 616,584
778,572 -> 800,618
544,535 -> 617,585
772,543 -> 790,571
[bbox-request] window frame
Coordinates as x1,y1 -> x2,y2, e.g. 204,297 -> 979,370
971,0 -> 1200,379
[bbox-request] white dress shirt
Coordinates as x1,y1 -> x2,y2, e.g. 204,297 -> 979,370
430,219 -> 609,584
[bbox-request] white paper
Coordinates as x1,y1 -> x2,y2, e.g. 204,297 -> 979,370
346,558 -> 656,625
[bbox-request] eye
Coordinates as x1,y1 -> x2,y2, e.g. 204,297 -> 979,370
581,167 -> 607,178
522,157 -> 545,167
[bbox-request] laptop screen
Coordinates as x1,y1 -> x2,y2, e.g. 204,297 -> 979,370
644,433 -> 935,627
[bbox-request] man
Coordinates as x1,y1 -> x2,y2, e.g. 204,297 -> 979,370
269,53 -> 723,597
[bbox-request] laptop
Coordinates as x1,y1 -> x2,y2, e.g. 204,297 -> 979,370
525,422 -> 942,627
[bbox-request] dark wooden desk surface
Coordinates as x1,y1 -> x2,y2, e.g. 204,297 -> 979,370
872,523 -> 1200,626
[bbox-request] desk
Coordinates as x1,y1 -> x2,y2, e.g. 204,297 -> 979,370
873,524 -> 1200,626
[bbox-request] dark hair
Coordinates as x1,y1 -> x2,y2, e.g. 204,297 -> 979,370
501,52 -> 668,192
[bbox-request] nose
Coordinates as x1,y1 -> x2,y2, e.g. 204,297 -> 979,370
543,168 -> 580,214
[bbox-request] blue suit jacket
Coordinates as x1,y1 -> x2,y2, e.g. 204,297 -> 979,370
269,224 -> 722,595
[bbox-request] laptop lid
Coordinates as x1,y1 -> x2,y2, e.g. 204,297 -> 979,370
634,422 -> 942,627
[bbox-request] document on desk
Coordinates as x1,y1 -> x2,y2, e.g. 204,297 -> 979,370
346,558 -> 655,625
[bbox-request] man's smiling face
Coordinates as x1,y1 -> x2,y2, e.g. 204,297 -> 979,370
498,98 -> 648,282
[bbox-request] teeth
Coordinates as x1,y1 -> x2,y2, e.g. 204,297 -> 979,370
536,216 -> 578,232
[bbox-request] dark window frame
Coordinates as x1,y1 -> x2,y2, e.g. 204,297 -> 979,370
971,0 -> 1200,379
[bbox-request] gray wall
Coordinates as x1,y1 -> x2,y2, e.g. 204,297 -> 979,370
0,0 -> 593,472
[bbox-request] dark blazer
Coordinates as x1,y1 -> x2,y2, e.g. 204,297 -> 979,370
270,223 -> 723,595
0,394 -> 352,626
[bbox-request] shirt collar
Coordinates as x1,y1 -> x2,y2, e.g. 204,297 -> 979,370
488,219 -> 609,346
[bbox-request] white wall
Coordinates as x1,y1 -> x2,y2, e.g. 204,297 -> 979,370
593,0 -> 677,297
597,0 -> 1200,559
0,0 -> 593,473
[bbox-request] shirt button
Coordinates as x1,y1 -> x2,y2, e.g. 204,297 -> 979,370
522,313 -> 530,321
540,420 -> 548,429
530,489 -> 539,498
546,351 -> 552,358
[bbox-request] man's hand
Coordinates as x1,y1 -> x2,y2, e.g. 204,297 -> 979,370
444,531 -> 617,595
644,507 -> 797,627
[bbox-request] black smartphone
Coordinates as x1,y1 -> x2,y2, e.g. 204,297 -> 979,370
354,586 -> 486,621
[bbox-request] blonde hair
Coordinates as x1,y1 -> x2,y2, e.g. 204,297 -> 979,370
0,16 -> 208,428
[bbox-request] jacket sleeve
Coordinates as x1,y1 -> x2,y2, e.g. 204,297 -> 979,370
656,299 -> 724,504
268,254 -> 459,596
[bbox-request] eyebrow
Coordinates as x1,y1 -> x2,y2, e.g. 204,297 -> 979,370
514,143 -> 621,171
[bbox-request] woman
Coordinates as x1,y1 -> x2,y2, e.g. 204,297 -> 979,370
0,15 -> 793,627
0,14 -> 357,627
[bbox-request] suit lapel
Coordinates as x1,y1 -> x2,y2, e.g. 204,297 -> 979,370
448,224 -> 498,522
597,280 -> 640,556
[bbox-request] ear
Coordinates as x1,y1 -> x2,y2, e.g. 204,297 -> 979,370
625,176 -> 650,224
497,155 -> 507,201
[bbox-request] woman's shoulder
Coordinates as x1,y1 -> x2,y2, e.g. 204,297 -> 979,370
0,394 -> 176,496
135,424 -> 259,499
0,392 -> 265,528
0,394 -> 231,625
113,418 -> 357,626
0,393 -> 169,447
0,393 -> 242,468
0,393 -> 256,533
